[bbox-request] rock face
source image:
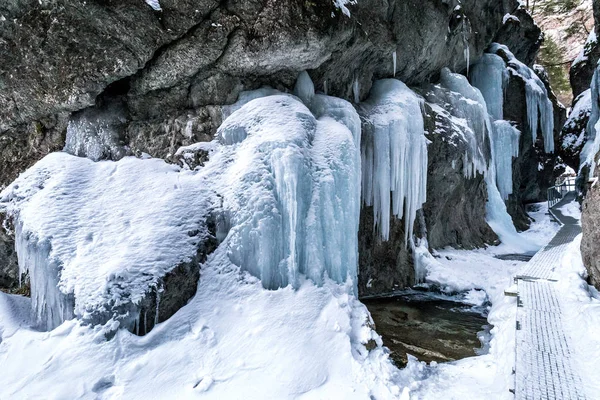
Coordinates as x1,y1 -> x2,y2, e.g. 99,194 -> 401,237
559,90 -> 591,171
494,7 -> 543,67
575,1 -> 600,291
582,186 -> 600,289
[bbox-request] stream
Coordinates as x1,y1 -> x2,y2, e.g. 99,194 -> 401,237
363,290 -> 490,367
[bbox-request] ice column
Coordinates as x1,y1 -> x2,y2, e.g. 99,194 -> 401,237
492,120 -> 520,200
470,53 -> 508,121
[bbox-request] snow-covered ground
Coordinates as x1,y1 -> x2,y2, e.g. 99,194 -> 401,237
405,203 -> 561,399
0,192 -> 582,400
558,234 -> 600,396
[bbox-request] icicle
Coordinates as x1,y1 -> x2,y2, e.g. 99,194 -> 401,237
353,77 -> 360,104
293,71 -> 315,107
135,311 -> 140,335
14,220 -> 75,331
392,51 -> 397,77
323,80 -> 328,96
463,28 -> 470,75
359,79 -> 428,244
154,285 -> 161,326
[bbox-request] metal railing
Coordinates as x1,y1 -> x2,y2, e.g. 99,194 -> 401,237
547,179 -> 576,209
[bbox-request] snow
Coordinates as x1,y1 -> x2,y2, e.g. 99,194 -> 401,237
556,234 -> 600,397
0,277 -> 403,399
503,13 -> 520,24
573,30 -> 597,68
144,0 -> 161,11
359,79 -> 428,243
0,203 -> 561,399
557,201 -> 581,221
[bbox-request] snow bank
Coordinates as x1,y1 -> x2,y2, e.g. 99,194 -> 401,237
359,79 -> 428,243
0,275 -> 403,399
0,154 -> 213,330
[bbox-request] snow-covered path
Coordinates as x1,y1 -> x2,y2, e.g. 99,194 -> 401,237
514,192 -> 588,399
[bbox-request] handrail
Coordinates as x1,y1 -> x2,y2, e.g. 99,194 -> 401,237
547,181 -> 575,209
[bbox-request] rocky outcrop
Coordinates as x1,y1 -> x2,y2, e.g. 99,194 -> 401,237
559,90 -> 591,171
570,34 -> 600,100
582,183 -> 600,288
494,7 -> 543,67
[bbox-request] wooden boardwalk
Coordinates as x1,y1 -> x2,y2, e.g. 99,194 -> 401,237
514,192 -> 587,399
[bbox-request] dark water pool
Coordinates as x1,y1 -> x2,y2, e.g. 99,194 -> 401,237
363,291 -> 490,367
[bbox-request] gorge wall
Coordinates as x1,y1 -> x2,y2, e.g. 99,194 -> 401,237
0,0 -> 560,308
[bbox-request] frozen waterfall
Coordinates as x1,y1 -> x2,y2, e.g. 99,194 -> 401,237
435,68 -> 526,246
473,43 -> 554,153
213,78 -> 361,292
359,79 -> 428,243
0,75 -> 363,330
